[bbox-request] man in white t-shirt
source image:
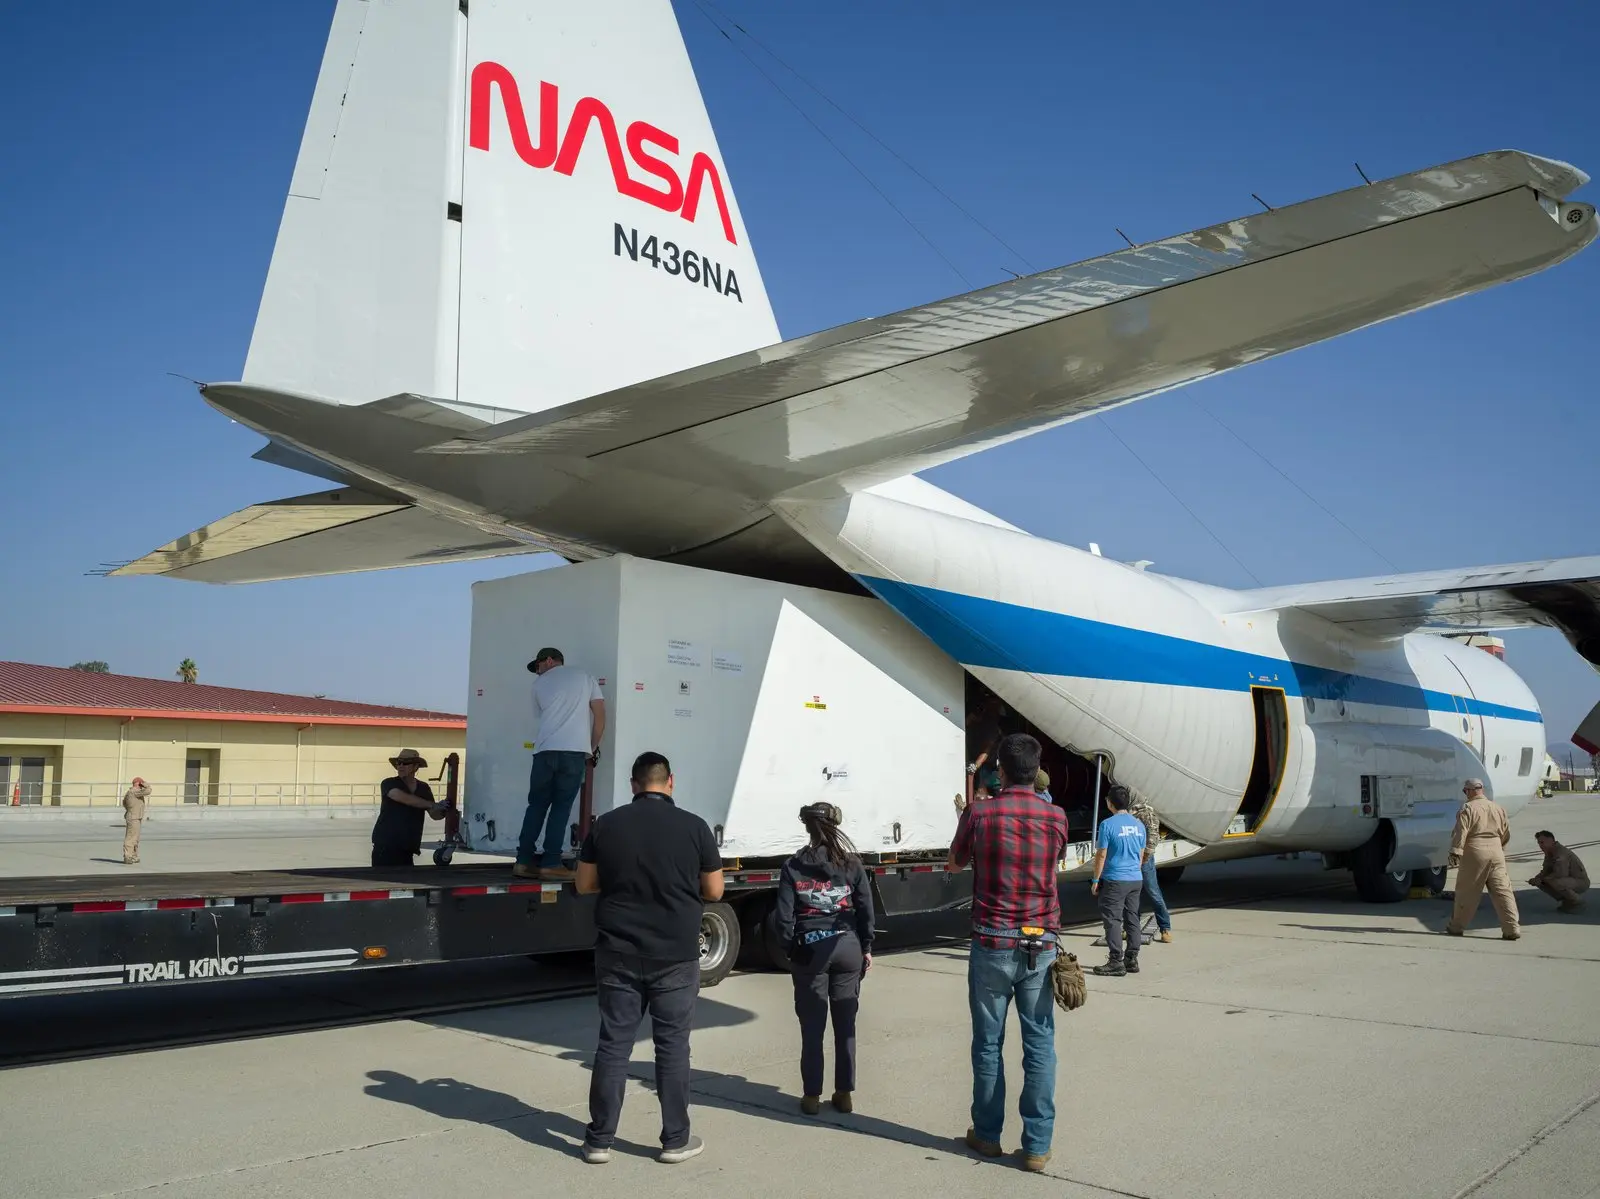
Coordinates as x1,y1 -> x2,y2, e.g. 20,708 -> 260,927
515,647 -> 606,880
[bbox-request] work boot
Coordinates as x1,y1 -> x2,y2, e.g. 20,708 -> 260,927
1444,928 -> 1464,937
1124,953 -> 1140,975
964,1129 -> 1003,1159
1017,1149 -> 1052,1172
1502,931 -> 1521,941
1092,957 -> 1126,977
800,1095 -> 821,1115
540,865 -> 576,881
1559,899 -> 1582,913
1159,929 -> 1173,944
830,1091 -> 853,1113
510,862 -> 540,879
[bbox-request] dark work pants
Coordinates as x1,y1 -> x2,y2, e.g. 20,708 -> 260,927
1098,879 -> 1143,959
586,948 -> 700,1151
791,931 -> 863,1096
370,844 -> 415,868
518,750 -> 587,868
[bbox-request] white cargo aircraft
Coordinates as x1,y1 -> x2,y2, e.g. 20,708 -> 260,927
116,0 -> 1600,899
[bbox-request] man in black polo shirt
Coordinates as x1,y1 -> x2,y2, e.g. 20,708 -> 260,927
575,751 -> 723,1165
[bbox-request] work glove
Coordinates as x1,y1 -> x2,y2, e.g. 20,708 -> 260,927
1051,948 -> 1088,1012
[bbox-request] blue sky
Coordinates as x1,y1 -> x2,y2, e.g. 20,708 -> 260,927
0,1 -> 1595,758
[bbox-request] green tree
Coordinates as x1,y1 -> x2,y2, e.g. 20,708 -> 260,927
69,661 -> 110,673
177,659 -> 198,684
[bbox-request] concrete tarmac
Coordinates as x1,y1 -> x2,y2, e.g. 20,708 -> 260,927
3,795 -> 1597,1199
0,819 -> 511,876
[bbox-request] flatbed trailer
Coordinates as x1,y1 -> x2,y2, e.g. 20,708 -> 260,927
0,855 -> 972,999
0,827 -> 1208,1001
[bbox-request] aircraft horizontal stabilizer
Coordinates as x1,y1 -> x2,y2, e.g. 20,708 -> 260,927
108,489 -> 542,584
1230,555 -> 1600,668
417,151 -> 1595,507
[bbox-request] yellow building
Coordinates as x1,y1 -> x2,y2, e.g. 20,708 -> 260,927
0,662 -> 465,809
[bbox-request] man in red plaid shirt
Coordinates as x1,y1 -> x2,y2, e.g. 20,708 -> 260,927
947,732 -> 1068,1172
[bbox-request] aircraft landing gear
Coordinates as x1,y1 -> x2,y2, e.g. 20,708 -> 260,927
1350,825 -> 1409,903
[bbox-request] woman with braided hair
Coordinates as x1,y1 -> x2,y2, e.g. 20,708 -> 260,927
775,802 -> 875,1115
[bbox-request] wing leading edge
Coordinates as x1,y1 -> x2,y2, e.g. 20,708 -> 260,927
1229,556 -> 1600,669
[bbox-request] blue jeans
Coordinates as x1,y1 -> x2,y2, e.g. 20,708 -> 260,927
968,941 -> 1057,1156
517,751 -> 587,868
1141,857 -> 1171,932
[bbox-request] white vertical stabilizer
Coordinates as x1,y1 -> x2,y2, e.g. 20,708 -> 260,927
243,0 -> 780,416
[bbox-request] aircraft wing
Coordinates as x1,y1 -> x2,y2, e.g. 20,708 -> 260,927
107,488 -> 544,584
420,151 -> 1595,504
1228,555 -> 1600,668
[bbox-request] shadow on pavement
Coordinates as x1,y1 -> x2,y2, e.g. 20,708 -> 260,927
362,1069 -> 656,1160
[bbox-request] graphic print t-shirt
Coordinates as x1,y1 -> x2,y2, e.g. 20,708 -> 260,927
1096,812 -> 1147,882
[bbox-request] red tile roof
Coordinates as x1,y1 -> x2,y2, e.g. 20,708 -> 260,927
0,662 -> 465,728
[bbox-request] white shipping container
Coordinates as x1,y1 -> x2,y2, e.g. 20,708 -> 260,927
464,556 -> 967,860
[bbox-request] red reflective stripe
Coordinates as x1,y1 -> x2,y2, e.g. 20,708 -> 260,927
281,893 -> 324,904
452,886 -> 490,896
507,884 -> 543,894
911,864 -> 935,873
156,898 -> 205,910
72,901 -> 125,913
740,872 -> 775,883
349,891 -> 390,902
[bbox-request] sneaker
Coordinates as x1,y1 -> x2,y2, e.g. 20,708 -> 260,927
830,1091 -> 853,1114
964,1128 -> 1003,1159
658,1135 -> 704,1164
581,1143 -> 611,1165
1159,930 -> 1173,944
510,862 -> 540,879
1018,1149 -> 1052,1172
800,1095 -> 821,1115
1092,958 -> 1126,977
1125,955 -> 1141,975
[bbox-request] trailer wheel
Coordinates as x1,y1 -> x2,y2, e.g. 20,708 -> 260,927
699,903 -> 740,988
1156,865 -> 1185,888
1350,825 -> 1408,903
432,845 -> 454,867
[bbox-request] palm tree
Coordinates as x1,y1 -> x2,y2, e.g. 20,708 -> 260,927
177,659 -> 198,684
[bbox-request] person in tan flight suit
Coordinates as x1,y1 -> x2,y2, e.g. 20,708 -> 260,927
1528,830 -> 1589,912
1445,778 -> 1520,940
122,777 -> 151,865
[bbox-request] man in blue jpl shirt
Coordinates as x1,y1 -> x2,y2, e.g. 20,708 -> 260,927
1091,784 -> 1147,977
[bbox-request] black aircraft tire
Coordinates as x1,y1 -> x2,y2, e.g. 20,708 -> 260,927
699,902 -> 741,988
1351,829 -> 1410,903
1414,865 -> 1448,895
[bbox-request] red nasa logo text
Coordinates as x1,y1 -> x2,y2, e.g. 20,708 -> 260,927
469,61 -> 738,245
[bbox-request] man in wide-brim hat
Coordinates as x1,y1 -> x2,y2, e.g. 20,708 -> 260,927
371,749 -> 444,868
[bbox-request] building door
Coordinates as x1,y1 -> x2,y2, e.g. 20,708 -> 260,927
19,758 -> 45,806
0,757 -> 11,805
184,758 -> 201,804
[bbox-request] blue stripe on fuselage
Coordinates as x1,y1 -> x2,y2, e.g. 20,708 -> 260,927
859,576 -> 1542,724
